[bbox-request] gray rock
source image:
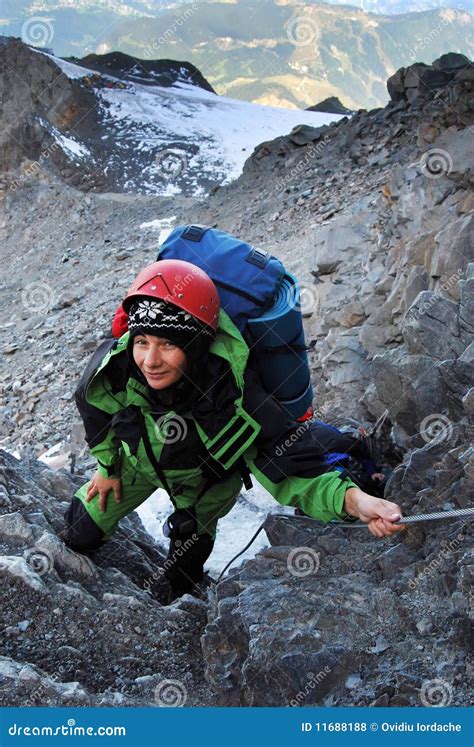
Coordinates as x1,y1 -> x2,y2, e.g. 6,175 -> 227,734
462,387 -> 474,415
403,292 -> 464,360
432,53 -> 471,71
0,555 -> 49,594
430,215 -> 474,301
376,543 -> 417,580
372,347 -> 446,434
0,512 -> 35,543
311,207 -> 377,275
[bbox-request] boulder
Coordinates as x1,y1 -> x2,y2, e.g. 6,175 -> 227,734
402,292 -> 464,360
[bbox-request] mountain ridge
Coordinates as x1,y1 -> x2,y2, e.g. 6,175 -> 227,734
3,1 -> 473,109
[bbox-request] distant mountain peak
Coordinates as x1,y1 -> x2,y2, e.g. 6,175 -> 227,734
67,50 -> 216,92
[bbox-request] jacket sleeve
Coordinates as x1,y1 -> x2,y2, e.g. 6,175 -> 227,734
74,340 -> 126,478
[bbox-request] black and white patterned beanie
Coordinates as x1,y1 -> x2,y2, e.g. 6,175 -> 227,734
128,298 -> 214,353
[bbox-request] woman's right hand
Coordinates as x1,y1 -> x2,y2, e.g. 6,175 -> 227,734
85,471 -> 122,513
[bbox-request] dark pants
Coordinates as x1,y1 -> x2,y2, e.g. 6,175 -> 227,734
63,497 -> 214,596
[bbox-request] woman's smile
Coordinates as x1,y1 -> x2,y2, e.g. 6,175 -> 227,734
145,371 -> 169,380
133,334 -> 188,390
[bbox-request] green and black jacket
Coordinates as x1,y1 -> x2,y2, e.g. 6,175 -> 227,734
75,310 -> 358,524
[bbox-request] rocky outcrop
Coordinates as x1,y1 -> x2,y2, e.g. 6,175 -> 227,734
306,97 -> 353,115
183,56 -> 473,429
0,449 -> 212,707
73,50 -> 216,92
202,268 -> 473,706
0,38 -> 98,183
387,54 -> 473,124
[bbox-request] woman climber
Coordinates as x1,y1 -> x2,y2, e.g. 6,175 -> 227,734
63,259 -> 406,600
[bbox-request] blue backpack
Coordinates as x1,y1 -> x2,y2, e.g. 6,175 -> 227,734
158,224 -> 313,420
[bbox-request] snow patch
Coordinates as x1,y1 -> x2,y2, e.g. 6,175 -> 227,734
54,131 -> 91,161
37,48 -> 343,197
139,216 -> 176,244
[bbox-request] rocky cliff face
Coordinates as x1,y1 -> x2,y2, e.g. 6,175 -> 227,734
181,52 -> 474,706
182,53 -> 474,435
0,449 -> 213,707
0,52 -> 472,707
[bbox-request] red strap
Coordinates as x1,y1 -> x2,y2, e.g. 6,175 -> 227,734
296,406 -> 314,423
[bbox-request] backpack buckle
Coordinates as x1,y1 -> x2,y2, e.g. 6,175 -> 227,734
182,224 -> 209,242
246,247 -> 269,269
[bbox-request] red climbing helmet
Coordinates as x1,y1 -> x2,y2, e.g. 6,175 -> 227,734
122,259 -> 220,332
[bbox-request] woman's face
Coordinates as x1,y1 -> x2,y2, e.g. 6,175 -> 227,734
132,334 -> 188,390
